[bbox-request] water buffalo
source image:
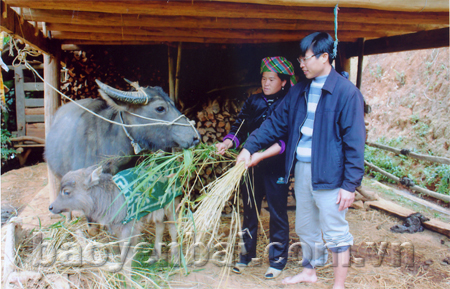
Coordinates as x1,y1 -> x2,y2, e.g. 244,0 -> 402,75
49,165 -> 180,270
45,80 -> 199,178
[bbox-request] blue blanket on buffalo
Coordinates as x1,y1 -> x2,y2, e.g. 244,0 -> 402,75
112,166 -> 182,224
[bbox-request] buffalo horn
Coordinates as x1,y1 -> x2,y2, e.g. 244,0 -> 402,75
95,79 -> 149,104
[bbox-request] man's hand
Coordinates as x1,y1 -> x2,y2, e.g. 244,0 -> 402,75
215,139 -> 233,155
336,188 -> 355,211
236,149 -> 251,168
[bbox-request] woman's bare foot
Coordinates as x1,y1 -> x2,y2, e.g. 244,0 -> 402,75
281,268 -> 317,285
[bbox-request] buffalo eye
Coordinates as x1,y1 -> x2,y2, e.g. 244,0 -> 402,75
156,106 -> 166,113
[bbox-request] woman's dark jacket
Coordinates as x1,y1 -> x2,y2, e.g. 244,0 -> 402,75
224,90 -> 286,152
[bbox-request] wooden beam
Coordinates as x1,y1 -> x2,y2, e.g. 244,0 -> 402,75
174,42 -> 182,107
21,9 -> 446,33
356,38 -> 365,89
203,0 -> 449,13
168,46 -> 174,100
346,28 -> 450,57
4,1 -> 449,25
44,53 -> 61,203
50,30 -> 365,44
366,141 -> 450,165
364,160 -> 450,203
0,1 -> 57,55
47,24 -> 390,41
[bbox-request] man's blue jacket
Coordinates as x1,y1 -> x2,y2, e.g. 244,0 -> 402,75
244,67 -> 366,192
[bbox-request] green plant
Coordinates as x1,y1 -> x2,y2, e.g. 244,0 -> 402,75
409,114 -> 420,124
365,138 -> 450,198
1,128 -> 17,162
412,122 -> 429,137
375,64 -> 383,81
394,69 -> 406,87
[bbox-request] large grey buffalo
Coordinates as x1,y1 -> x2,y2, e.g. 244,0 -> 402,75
45,80 -> 199,178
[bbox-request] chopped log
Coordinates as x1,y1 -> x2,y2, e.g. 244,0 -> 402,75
10,136 -> 45,144
364,198 -> 450,237
355,186 -> 378,201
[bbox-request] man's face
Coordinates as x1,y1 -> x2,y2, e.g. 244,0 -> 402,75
299,49 -> 329,79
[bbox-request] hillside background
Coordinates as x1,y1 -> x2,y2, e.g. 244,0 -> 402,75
360,47 -> 449,158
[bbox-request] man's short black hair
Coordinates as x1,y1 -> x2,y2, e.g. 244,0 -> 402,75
299,32 -> 335,64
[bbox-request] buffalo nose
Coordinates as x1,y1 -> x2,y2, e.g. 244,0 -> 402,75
49,205 -> 53,211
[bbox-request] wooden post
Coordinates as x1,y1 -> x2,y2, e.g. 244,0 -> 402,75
13,66 -> 25,136
356,38 -> 365,89
174,42 -> 182,108
44,53 -> 61,203
167,45 -> 175,101
336,42 -> 351,77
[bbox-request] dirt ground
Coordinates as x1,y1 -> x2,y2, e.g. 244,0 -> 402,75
1,163 -> 450,288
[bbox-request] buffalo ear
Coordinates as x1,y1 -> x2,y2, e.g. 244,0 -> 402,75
89,166 -> 103,187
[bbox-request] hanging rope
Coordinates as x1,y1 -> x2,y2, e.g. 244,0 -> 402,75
332,3 -> 339,60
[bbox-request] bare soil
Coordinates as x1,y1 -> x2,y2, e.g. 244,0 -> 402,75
1,165 -> 449,288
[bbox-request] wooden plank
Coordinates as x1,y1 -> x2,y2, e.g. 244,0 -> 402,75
48,25 -> 389,41
14,65 -> 26,136
365,198 -> 450,237
23,82 -> 44,91
346,28 -> 450,57
51,30 -> 362,43
10,135 -> 45,144
5,1 -> 449,25
59,35 -> 327,44
25,122 -> 44,139
25,107 -> 44,115
371,180 -> 450,216
0,1 -> 57,55
31,10 -> 444,33
24,98 -> 44,107
203,0 -> 449,13
25,114 -> 44,122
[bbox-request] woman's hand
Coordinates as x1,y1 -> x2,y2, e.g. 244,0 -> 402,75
236,149 -> 251,168
215,139 -> 233,155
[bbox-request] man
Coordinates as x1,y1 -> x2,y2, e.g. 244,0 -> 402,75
236,32 -> 365,288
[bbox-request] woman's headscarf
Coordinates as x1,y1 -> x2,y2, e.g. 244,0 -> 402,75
260,56 -> 297,86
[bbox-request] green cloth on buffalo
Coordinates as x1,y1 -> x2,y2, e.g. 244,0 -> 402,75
113,166 -> 182,224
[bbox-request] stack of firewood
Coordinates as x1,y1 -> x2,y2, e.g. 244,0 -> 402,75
60,50 -> 137,102
195,97 -> 245,145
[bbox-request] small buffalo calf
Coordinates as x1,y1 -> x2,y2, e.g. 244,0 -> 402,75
49,165 -> 180,269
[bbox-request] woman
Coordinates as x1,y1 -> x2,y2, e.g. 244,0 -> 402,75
216,56 -> 296,279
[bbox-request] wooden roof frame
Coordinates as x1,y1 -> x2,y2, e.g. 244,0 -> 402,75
0,0 -> 448,57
